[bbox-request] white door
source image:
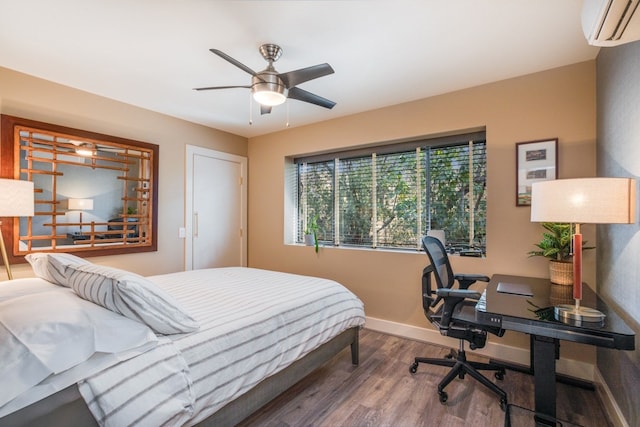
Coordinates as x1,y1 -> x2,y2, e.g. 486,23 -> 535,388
185,145 -> 247,270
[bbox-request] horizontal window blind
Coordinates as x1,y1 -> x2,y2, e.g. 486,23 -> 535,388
295,131 -> 486,254
338,156 -> 373,246
298,160 -> 334,243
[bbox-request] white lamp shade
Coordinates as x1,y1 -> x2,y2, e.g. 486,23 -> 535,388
531,178 -> 636,224
68,198 -> 94,211
0,179 -> 34,217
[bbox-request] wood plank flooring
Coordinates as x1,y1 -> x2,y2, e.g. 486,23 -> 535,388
238,329 -> 611,427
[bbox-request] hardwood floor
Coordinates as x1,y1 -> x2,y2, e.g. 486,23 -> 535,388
239,329 -> 611,427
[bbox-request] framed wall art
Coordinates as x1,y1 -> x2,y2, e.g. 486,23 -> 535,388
516,138 -> 558,206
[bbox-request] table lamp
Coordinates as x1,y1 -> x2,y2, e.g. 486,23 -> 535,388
530,177 -> 635,321
68,198 -> 94,235
0,179 -> 35,279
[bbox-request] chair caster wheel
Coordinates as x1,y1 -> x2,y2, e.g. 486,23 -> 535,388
495,371 -> 505,381
500,399 -> 508,411
438,391 -> 448,404
409,363 -> 418,374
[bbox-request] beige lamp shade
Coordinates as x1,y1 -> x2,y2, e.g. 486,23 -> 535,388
68,198 -> 94,211
0,179 -> 34,280
531,178 -> 636,224
0,179 -> 35,217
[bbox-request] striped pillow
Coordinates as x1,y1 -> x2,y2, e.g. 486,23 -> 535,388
65,264 -> 199,335
25,252 -> 91,286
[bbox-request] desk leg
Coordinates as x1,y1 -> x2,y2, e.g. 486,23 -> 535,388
532,335 -> 558,426
491,335 -> 592,390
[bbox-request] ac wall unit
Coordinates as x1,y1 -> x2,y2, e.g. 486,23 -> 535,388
582,0 -> 640,46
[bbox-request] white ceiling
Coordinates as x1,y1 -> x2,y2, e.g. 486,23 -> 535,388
0,0 -> 598,138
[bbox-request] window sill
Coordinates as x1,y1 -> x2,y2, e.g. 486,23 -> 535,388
291,243 -> 421,255
289,243 -> 485,258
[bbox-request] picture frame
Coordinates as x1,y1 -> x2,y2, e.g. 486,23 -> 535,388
516,138 -> 558,206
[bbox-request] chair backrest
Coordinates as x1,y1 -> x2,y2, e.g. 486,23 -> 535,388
420,235 -> 500,343
422,235 -> 454,290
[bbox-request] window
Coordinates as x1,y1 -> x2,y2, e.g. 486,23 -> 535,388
294,131 -> 486,254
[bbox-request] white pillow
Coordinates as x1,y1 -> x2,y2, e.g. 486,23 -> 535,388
65,264 -> 199,335
0,278 -> 157,409
25,252 -> 91,286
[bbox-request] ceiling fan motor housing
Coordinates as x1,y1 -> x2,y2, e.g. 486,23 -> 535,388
259,44 -> 283,62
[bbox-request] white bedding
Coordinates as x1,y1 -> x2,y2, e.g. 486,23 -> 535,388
79,337 -> 195,427
2,267 -> 365,426
147,267 -> 366,426
0,278 -> 158,417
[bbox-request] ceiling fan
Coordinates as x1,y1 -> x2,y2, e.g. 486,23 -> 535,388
195,44 -> 336,115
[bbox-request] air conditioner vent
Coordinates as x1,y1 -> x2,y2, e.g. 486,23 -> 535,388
582,0 -> 640,46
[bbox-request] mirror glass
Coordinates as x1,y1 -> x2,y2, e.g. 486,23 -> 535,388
1,115 -> 158,258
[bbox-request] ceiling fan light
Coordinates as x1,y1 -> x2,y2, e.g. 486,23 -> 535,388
253,89 -> 286,106
75,147 -> 95,156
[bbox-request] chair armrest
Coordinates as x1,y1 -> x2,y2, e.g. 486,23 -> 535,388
454,273 -> 490,289
435,289 -> 483,328
436,288 -> 482,301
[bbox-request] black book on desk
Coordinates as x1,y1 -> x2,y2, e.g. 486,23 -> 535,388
108,217 -> 139,238
460,249 -> 482,257
67,233 -> 90,241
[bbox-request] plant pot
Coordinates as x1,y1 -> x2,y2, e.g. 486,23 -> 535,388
304,234 -> 316,246
549,283 -> 574,305
549,260 -> 573,286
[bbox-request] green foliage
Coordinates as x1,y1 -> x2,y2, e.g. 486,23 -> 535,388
339,157 -> 373,245
428,144 -> 486,249
376,151 -> 420,246
528,222 -> 594,261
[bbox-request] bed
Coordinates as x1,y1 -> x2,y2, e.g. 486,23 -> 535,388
0,254 -> 365,426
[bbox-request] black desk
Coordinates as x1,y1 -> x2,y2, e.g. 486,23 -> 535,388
475,274 -> 635,426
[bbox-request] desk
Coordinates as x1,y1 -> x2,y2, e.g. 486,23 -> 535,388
475,274 -> 635,426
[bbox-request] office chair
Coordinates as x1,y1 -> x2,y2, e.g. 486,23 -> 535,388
410,236 -> 507,410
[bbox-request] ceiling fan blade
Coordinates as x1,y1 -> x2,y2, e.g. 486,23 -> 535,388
210,48 -> 258,76
260,105 -> 272,115
193,85 -> 251,91
288,87 -> 336,109
278,63 -> 334,88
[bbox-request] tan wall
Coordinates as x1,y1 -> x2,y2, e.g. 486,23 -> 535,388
0,66 -> 248,276
248,61 -> 598,360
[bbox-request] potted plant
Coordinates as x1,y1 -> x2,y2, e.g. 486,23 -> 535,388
304,216 -> 319,253
528,222 -> 594,285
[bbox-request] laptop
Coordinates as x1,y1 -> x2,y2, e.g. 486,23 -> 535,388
496,281 -> 534,297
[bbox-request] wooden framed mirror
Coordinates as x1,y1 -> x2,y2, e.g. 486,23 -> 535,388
1,114 -> 158,261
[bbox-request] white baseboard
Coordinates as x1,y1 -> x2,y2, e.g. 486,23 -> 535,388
594,368 -> 629,427
364,316 -> 593,381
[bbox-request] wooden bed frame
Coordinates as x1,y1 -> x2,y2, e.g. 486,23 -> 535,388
1,327 -> 360,427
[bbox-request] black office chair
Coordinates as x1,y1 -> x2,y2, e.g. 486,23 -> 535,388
410,236 -> 508,410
